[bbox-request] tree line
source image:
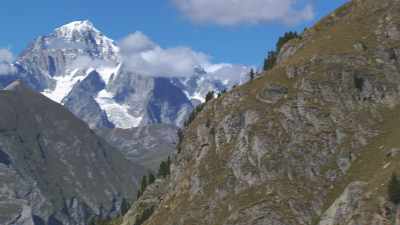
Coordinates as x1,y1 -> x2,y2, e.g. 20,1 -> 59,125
263,31 -> 300,71
136,156 -> 171,199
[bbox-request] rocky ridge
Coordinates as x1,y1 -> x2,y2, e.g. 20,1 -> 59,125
120,0 -> 400,224
0,81 -> 144,225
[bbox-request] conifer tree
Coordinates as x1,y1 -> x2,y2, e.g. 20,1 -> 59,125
158,161 -> 168,178
158,157 -> 172,178
205,91 -> 214,102
167,156 -> 171,175
276,31 -> 299,52
388,173 -> 400,205
134,207 -> 154,225
263,51 -> 277,71
148,172 -> 156,185
120,198 -> 131,215
137,175 -> 148,199
249,69 -> 255,81
263,31 -> 299,71
140,175 -> 147,192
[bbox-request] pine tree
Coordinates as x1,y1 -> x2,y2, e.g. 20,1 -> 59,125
263,31 -> 300,72
276,31 -> 299,52
134,207 -> 154,225
167,156 -> 171,175
148,172 -> 156,185
158,157 -> 172,178
158,161 -> 168,178
137,175 -> 148,199
141,175 -> 148,191
205,91 -> 214,102
120,198 -> 131,215
263,51 -> 277,71
184,103 -> 205,127
249,69 -> 255,81
388,173 -> 400,205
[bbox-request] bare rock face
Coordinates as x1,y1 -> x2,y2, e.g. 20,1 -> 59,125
97,124 -> 178,170
121,0 -> 400,225
318,182 -> 368,225
0,81 -> 145,225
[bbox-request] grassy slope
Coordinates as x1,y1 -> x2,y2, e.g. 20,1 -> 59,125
122,1 -> 400,224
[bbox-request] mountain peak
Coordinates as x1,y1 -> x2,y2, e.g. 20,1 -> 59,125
54,20 -> 104,40
56,20 -> 97,32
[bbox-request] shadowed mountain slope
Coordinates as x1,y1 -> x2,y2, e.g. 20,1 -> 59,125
0,81 -> 145,225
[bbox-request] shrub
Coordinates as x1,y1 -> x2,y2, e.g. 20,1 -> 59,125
134,207 -> 154,225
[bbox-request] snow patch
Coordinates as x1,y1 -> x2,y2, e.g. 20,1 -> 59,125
55,20 -> 99,39
54,20 -> 120,61
96,64 -> 121,84
42,69 -> 85,103
95,90 -> 143,128
184,90 -> 205,103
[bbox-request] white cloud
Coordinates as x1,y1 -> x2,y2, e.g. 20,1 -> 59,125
118,32 -> 249,79
70,55 -> 115,69
119,32 -> 157,54
172,0 -> 314,25
0,49 -> 16,75
0,49 -> 13,63
204,63 -> 250,85
0,64 -> 16,75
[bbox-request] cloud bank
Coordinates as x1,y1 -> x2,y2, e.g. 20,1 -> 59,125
118,32 -> 249,83
69,55 -> 115,69
0,49 -> 16,75
172,0 -> 314,25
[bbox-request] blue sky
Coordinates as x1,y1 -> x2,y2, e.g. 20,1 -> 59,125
0,0 -> 347,67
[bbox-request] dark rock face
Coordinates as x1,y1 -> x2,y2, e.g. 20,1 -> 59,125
0,148 -> 11,166
0,81 -> 144,225
63,71 -> 114,129
147,78 -> 193,127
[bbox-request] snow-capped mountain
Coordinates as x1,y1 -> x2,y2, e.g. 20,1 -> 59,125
2,20 -> 248,129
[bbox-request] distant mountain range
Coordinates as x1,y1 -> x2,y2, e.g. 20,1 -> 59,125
0,20 -> 249,129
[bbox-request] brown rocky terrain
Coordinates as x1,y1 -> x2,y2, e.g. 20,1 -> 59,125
120,0 -> 400,224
